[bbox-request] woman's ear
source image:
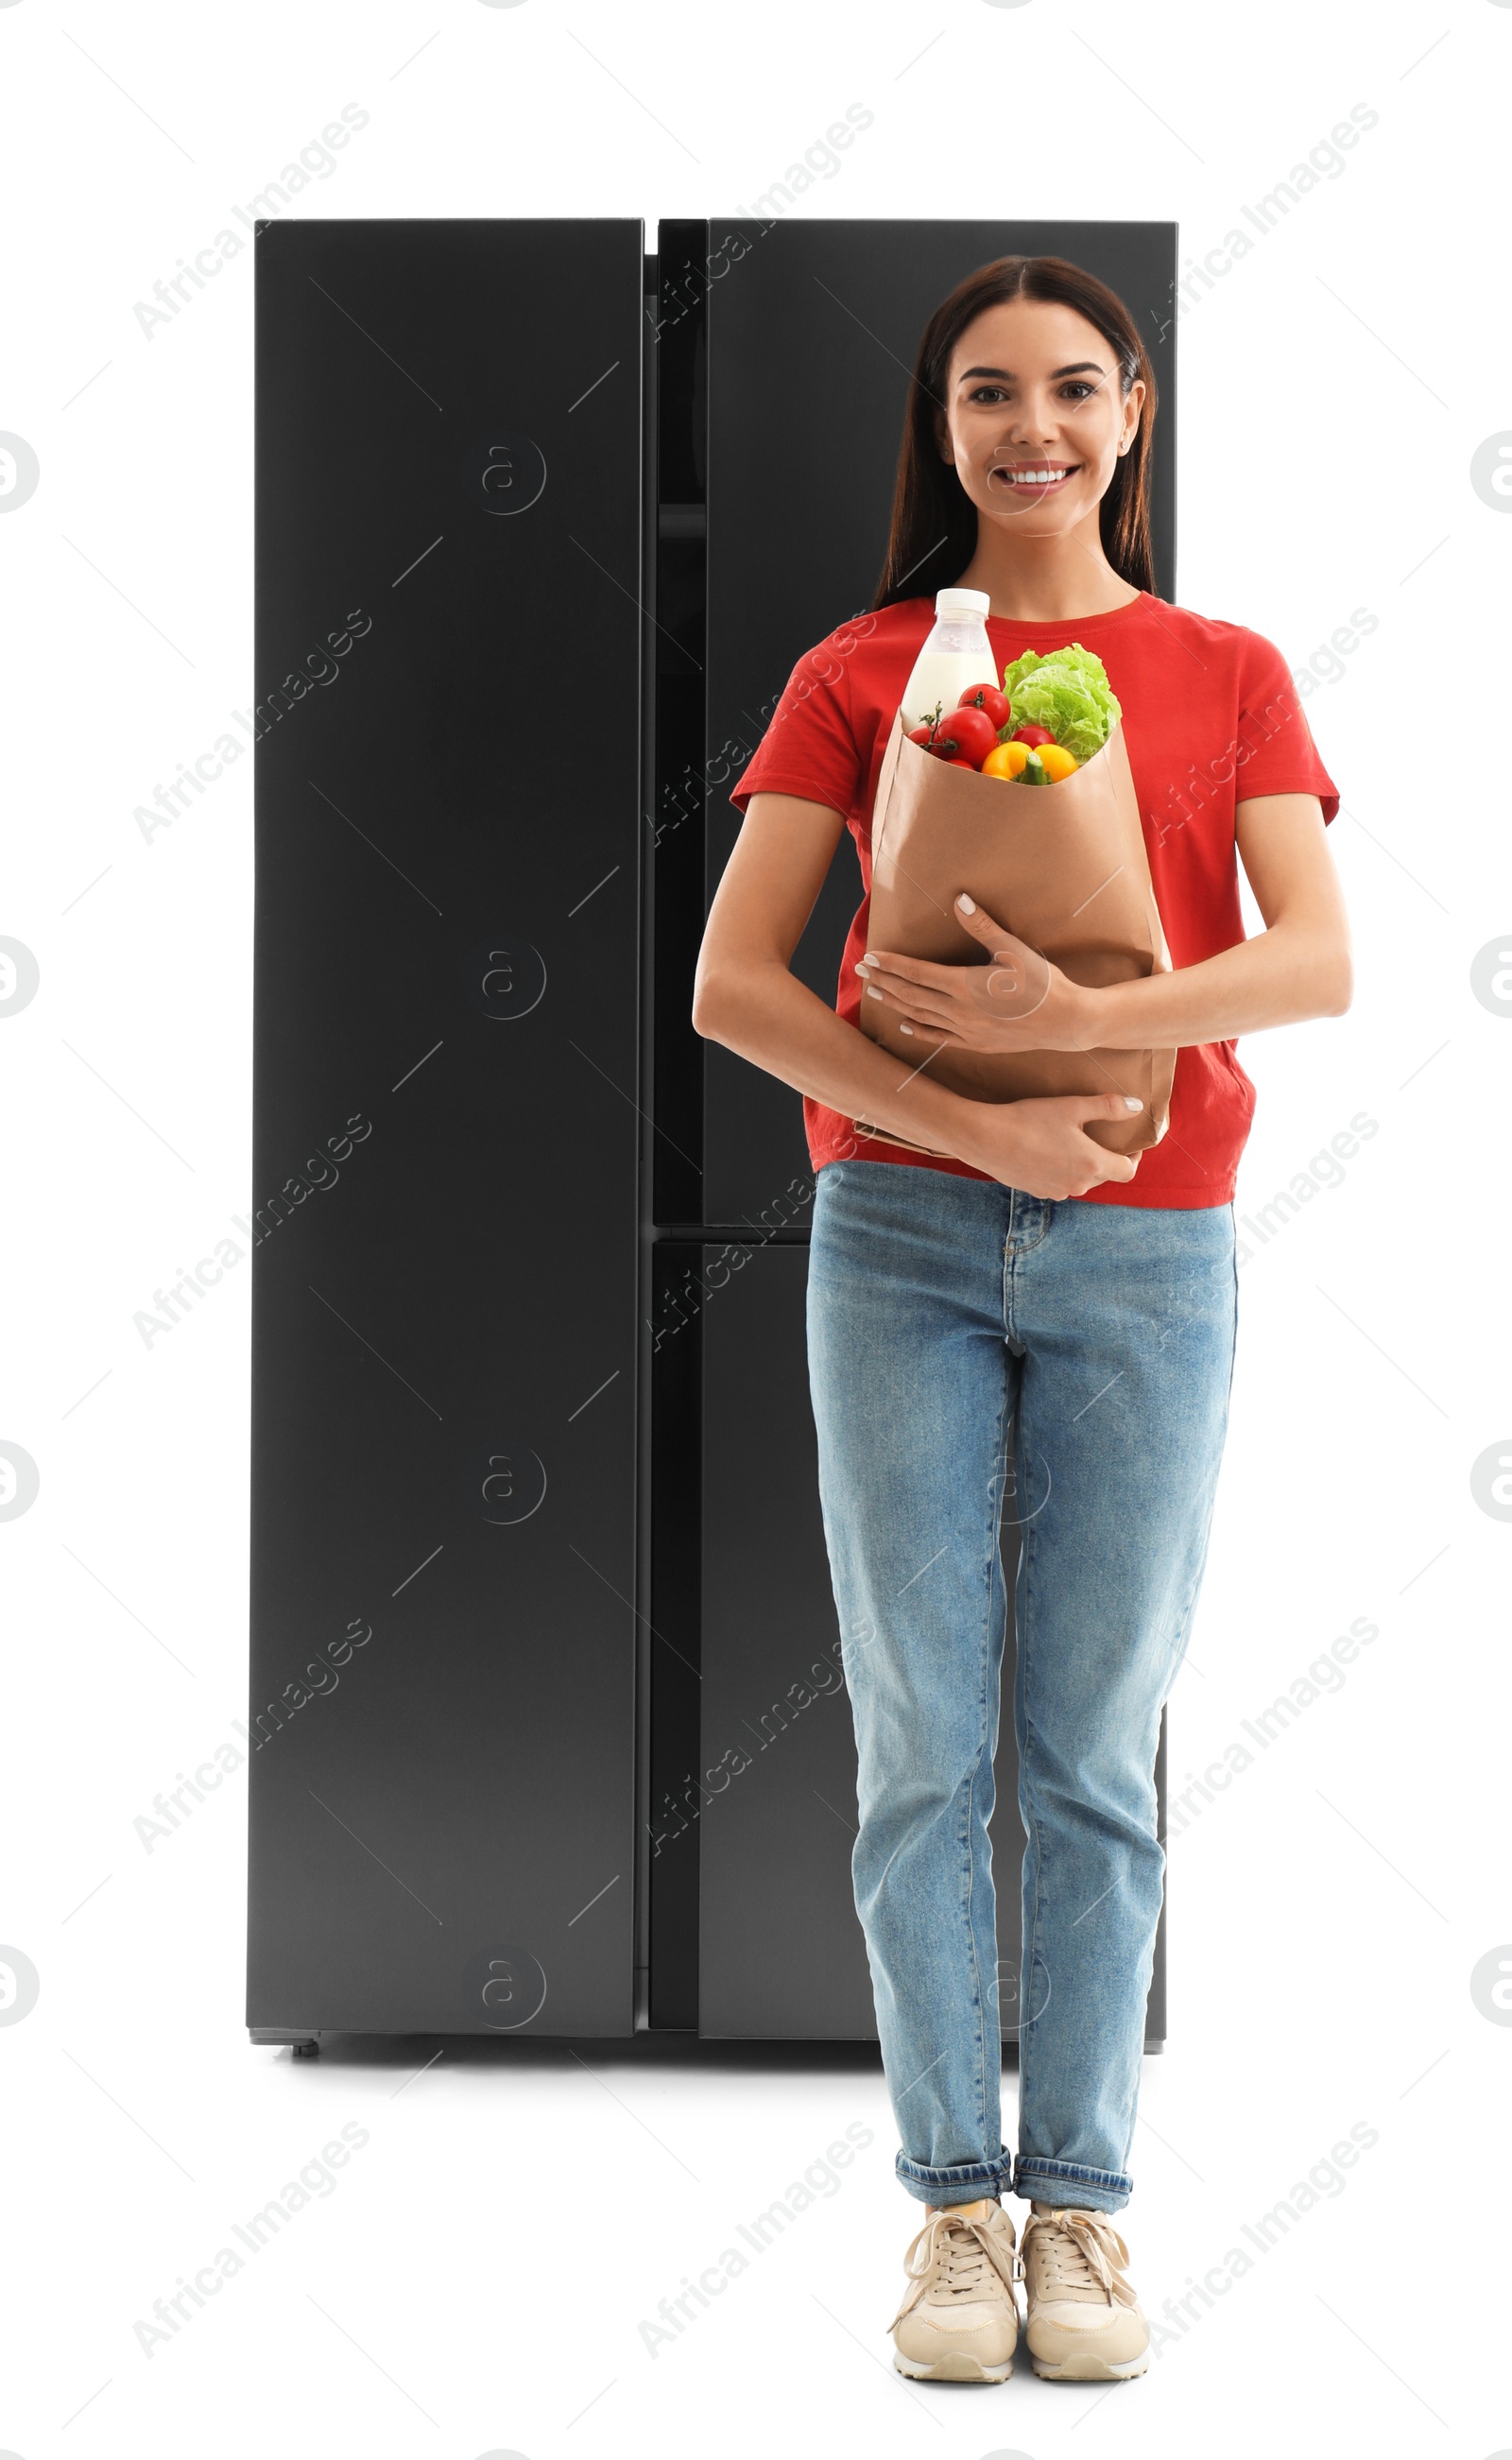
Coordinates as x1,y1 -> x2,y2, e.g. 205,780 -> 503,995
933,407 -> 954,468
1119,377 -> 1146,457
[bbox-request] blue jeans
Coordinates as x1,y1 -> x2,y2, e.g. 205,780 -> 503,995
806,1161 -> 1236,2214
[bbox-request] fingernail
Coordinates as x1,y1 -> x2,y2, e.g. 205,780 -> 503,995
956,893 -> 976,914
1124,1097 -> 1143,1110
900,1023 -> 914,1035
866,986 -> 883,1000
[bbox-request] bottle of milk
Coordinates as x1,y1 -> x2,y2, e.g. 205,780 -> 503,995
899,587 -> 997,732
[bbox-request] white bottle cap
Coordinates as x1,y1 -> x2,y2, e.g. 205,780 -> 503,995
935,587 -> 990,617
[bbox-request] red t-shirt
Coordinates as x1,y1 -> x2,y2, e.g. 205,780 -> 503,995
729,592 -> 1339,1209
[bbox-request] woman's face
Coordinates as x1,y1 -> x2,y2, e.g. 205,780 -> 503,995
936,297 -> 1143,543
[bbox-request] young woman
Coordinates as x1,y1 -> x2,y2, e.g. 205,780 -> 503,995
693,256 -> 1349,2386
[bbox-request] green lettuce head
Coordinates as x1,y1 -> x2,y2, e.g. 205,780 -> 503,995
1001,644 -> 1121,764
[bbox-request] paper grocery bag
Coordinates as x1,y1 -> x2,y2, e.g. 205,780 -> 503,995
855,714 -> 1175,1157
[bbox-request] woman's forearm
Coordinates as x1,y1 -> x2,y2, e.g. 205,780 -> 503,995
1082,918 -> 1352,1050
695,957 -> 983,1158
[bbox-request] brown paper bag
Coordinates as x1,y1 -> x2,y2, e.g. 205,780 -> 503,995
855,714 -> 1176,1157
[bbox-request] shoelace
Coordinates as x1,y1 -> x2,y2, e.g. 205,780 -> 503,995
887,2209 -> 1019,2334
1019,2208 -> 1138,2309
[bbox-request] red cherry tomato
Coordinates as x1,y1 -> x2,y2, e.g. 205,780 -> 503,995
1011,724 -> 1056,748
928,706 -> 999,768
906,724 -> 934,748
945,757 -> 975,768
956,682 -> 1009,731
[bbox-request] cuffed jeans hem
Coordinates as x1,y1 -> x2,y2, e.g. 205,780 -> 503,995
896,2150 -> 1016,2208
1014,2158 -> 1131,2212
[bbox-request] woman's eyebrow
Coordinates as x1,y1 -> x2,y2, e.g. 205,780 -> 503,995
956,360 -> 1106,381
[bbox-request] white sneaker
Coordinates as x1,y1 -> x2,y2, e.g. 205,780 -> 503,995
1019,2203 -> 1149,2381
888,2197 -> 1019,2382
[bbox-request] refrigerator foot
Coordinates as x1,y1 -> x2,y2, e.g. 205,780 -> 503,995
291,2039 -> 320,2056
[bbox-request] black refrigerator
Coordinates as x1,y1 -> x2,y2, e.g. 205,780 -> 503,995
247,216 -> 1177,2051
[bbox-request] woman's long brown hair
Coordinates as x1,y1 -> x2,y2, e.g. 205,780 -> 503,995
873,255 -> 1159,611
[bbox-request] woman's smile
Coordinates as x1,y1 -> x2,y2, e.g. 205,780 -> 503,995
988,460 -> 1081,500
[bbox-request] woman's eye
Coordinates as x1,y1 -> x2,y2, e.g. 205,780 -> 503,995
968,385 -> 1009,405
1060,383 -> 1096,403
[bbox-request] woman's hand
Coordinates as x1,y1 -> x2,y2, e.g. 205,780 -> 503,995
954,1090 -> 1144,1197
856,894 -> 1093,1053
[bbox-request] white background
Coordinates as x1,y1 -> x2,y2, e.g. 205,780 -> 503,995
1,0 -> 1508,2453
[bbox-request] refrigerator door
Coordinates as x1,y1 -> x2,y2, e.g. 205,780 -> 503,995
671,221 -> 1176,2041
248,219 -> 644,2041
695,1239 -> 1168,2043
696,1242 -> 873,2038
701,218 -> 1177,1222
